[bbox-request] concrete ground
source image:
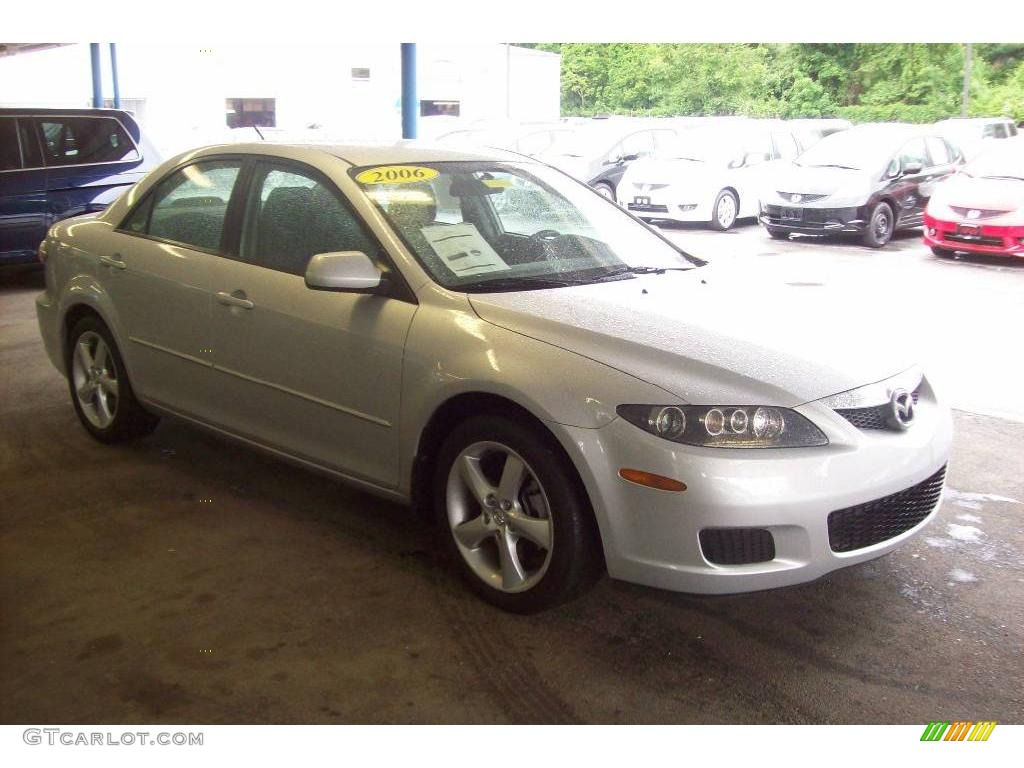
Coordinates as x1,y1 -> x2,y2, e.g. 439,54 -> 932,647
1,221 -> 1022,724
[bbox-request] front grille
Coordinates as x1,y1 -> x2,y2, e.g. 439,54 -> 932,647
827,465 -> 946,553
777,192 -> 828,203
950,206 -> 1010,219
700,528 -> 776,565
945,232 -> 1004,247
836,389 -> 919,430
627,203 -> 669,213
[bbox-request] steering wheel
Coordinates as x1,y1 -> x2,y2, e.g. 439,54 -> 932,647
530,229 -> 562,241
528,229 -> 564,264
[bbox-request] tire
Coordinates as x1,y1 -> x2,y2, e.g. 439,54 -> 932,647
593,181 -> 615,200
931,246 -> 955,258
66,315 -> 159,443
862,202 -> 895,248
433,414 -> 602,613
766,226 -> 789,241
710,189 -> 738,231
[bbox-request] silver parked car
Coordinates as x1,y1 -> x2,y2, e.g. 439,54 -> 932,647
36,143 -> 952,612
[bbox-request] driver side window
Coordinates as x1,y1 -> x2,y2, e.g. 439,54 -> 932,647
897,138 -> 929,172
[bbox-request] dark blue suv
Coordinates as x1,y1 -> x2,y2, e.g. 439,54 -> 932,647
1,108 -> 161,265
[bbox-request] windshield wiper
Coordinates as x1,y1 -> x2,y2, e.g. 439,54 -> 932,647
458,275 -> 589,293
600,265 -> 693,277
803,163 -> 859,170
981,175 -> 1024,182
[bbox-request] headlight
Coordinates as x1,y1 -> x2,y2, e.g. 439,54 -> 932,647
616,405 -> 828,448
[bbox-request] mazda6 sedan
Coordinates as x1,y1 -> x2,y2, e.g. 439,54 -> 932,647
36,142 -> 952,612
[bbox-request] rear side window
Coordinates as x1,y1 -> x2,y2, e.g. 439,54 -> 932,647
0,118 -> 19,170
241,164 -> 378,276
38,116 -> 140,166
130,161 -> 242,252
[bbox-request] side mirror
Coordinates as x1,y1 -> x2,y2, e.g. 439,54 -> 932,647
604,154 -> 623,166
902,161 -> 924,176
620,153 -> 640,162
305,251 -> 384,293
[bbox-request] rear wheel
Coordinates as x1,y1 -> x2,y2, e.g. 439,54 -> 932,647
710,189 -> 738,231
66,316 -> 159,443
862,202 -> 895,248
434,414 -> 602,613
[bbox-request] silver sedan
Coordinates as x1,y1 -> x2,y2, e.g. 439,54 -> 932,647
35,143 -> 952,612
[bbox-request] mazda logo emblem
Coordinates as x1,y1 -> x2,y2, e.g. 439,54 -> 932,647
888,388 -> 915,430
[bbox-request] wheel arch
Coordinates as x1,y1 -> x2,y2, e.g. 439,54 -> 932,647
410,392 -> 593,528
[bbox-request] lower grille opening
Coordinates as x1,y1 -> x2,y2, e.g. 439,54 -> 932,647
700,527 -> 776,565
827,465 -> 946,553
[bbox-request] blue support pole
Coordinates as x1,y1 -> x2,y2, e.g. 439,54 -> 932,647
401,43 -> 417,139
109,44 -> 121,109
90,44 -> 103,108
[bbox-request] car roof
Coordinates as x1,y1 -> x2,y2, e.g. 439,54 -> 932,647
186,141 -> 529,166
936,117 -> 1011,125
0,106 -> 139,120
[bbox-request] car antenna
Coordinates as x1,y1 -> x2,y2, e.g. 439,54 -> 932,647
254,126 -> 265,141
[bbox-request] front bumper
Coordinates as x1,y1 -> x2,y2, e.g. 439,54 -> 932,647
625,200 -> 711,222
924,213 -> 1024,256
759,204 -> 869,235
553,379 -> 952,594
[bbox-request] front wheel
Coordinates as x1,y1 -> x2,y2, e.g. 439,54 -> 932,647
931,245 -> 956,258
766,225 -> 789,240
710,189 -> 738,231
67,316 -> 159,443
862,202 -> 895,248
434,415 -> 602,613
593,181 -> 615,201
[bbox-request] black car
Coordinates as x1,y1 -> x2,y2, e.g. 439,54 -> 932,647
1,107 -> 161,265
759,123 -> 963,247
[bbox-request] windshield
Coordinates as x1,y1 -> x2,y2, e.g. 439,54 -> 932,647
351,160 -> 701,292
795,129 -> 904,171
653,127 -> 760,164
963,147 -> 1024,180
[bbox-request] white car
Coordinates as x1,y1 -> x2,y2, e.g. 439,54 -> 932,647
36,142 -> 951,612
618,120 -> 806,230
935,117 -> 1018,161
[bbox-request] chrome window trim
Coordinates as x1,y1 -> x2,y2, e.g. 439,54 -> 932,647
0,113 -> 143,173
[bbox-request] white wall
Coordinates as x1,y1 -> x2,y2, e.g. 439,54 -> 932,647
0,44 -> 560,155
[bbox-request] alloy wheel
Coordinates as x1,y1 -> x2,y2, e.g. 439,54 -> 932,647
71,331 -> 120,429
445,441 -> 554,593
716,194 -> 737,229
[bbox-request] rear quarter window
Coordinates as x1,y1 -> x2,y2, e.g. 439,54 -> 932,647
38,116 -> 140,166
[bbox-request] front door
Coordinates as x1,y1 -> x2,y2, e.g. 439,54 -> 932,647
208,160 -> 417,488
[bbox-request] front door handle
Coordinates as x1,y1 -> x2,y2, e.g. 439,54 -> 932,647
99,254 -> 126,270
216,290 -> 254,310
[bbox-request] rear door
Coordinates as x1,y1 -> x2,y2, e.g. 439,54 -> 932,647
104,158 -> 244,417
208,159 -> 417,487
0,117 -> 48,263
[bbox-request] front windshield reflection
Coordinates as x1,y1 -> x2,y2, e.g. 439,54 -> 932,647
351,161 -> 701,291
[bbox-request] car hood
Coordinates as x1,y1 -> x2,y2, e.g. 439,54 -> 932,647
623,157 -> 722,187
773,163 -> 872,196
468,266 -> 916,406
930,173 -> 1024,215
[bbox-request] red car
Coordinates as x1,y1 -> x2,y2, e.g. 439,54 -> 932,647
924,141 -> 1024,258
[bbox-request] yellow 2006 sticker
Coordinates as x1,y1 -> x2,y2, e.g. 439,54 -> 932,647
355,165 -> 439,185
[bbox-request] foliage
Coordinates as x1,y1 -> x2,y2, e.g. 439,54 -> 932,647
524,43 -> 1024,123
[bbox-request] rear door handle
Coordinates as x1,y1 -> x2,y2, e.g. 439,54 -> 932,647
99,254 -> 126,270
216,290 -> 255,310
